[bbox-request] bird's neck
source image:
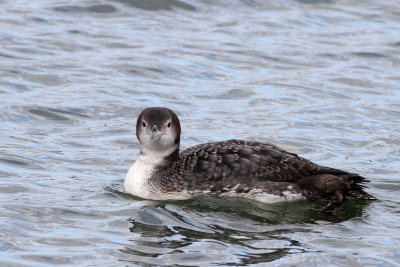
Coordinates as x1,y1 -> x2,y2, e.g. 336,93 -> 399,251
139,145 -> 180,167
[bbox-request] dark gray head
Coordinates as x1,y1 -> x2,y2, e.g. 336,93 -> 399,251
136,107 -> 181,153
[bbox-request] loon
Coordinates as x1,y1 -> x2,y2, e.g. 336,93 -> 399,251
124,107 -> 375,213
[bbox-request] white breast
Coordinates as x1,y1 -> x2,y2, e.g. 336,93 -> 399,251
124,157 -> 155,199
123,149 -> 192,200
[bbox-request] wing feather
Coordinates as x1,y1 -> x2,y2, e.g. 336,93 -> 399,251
178,139 -> 314,183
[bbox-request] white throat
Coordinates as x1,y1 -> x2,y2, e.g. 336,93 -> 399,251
140,145 -> 178,161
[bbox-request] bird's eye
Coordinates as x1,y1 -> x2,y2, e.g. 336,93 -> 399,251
142,122 -> 146,127
167,122 -> 171,128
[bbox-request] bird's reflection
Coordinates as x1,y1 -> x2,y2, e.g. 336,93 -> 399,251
119,195 -> 370,265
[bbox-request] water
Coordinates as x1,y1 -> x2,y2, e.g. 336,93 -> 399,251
1,0 -> 399,266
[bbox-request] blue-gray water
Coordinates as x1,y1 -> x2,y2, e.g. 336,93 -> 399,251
1,0 -> 399,266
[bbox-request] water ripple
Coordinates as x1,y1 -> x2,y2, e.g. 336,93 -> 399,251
0,0 -> 399,266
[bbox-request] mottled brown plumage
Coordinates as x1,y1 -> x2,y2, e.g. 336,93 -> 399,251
152,140 -> 375,210
124,107 -> 376,213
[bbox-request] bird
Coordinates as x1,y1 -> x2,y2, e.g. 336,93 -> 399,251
124,107 -> 375,213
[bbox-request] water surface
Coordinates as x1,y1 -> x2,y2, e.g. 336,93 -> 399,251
1,0 -> 399,266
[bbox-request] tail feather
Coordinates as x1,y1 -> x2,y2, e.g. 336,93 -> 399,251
296,167 -> 375,214
339,173 -> 376,200
296,172 -> 376,201
312,165 -> 376,200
